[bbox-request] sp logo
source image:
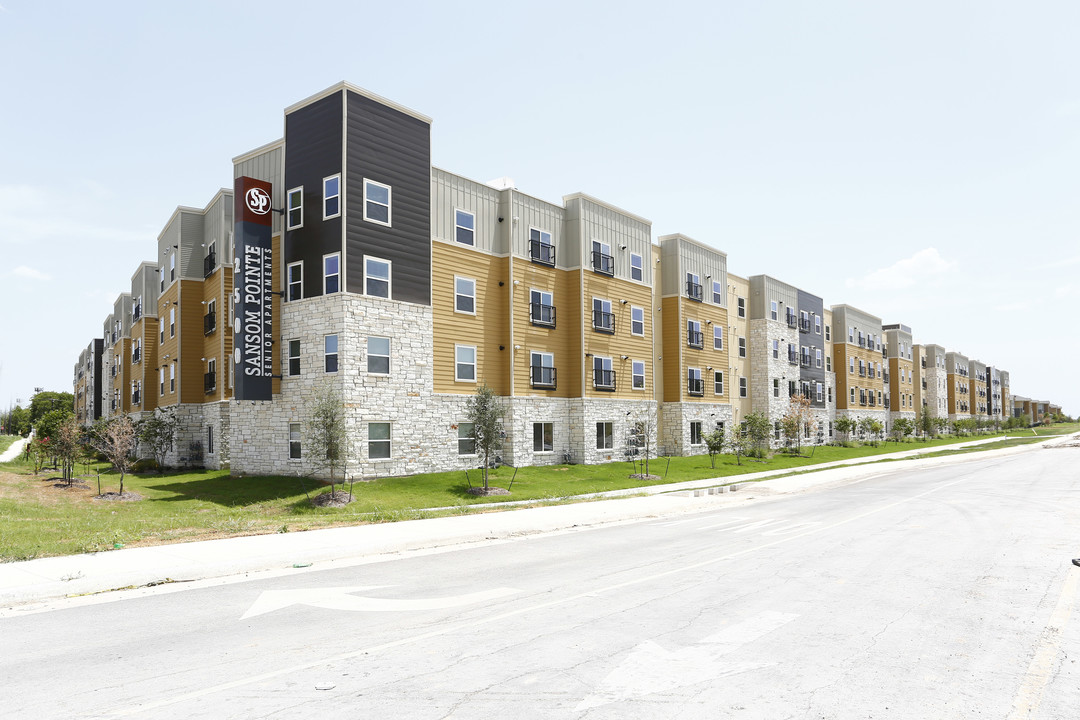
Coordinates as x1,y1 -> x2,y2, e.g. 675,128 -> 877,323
245,187 -> 272,215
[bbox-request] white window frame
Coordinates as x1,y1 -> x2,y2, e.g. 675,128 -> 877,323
323,174 -> 341,220
712,280 -> 723,304
714,370 -> 724,395
713,326 -> 723,350
288,339 -> 301,377
363,178 -> 392,226
630,252 -> 643,281
596,421 -> 614,450
816,348 -> 823,368
368,422 -> 392,459
169,363 -> 175,392
457,422 -> 476,456
323,253 -> 341,295
169,307 -> 175,338
454,209 -> 475,246
738,337 -> 746,358
287,261 -> 303,301
364,256 -> 391,298
289,422 -> 302,459
690,421 -> 703,446
287,186 -> 303,230
455,344 -> 477,382
770,300 -> 778,321
454,276 -> 476,314
739,377 -> 747,398
324,334 -> 339,373
533,422 -> 554,453
630,306 -> 644,336
737,296 -> 746,318
159,367 -> 165,396
632,360 -> 645,390
817,382 -> 824,402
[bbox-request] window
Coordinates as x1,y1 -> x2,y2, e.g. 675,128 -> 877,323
738,337 -> 746,358
530,289 -> 555,327
631,306 -> 644,336
365,257 -> 391,298
686,272 -> 702,301
368,423 -> 391,459
826,357 -> 832,372
455,345 -> 476,382
363,179 -> 391,225
815,349 -> 822,368
687,319 -> 703,348
739,377 -> 747,398
132,339 -> 141,363
444,208 -> 475,246
687,367 -> 703,395
851,388 -> 856,403
690,421 -> 703,446
530,351 -> 556,388
169,307 -> 175,338
368,336 -> 390,374
815,316 -> 822,334
325,334 -> 338,373
288,340 -> 300,376
737,297 -> 745,318
169,252 -> 175,282
289,423 -> 302,458
712,281 -> 723,304
774,422 -> 782,441
713,326 -> 723,350
533,422 -> 553,452
714,371 -> 724,395
206,358 -> 217,394
591,240 -> 613,275
774,378 -> 780,398
825,325 -> 831,341
594,356 -> 615,389
324,253 -> 340,294
323,175 -> 340,219
529,228 -> 555,265
169,364 -> 175,393
207,425 -> 214,455
772,339 -> 779,359
592,298 -> 614,333
596,422 -> 613,450
828,386 -> 833,402
455,276 -> 476,313
632,360 -> 645,390
287,262 -> 303,301
770,300 -> 778,321
457,423 -> 476,455
630,253 -> 643,281
159,368 -> 164,396
287,187 -> 303,229
850,357 -> 855,373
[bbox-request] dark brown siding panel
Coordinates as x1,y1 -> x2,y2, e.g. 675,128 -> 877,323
284,90 -> 343,300
344,90 -> 431,306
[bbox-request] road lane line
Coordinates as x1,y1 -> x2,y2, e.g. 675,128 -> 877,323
107,474 -> 977,717
1006,563 -> 1080,720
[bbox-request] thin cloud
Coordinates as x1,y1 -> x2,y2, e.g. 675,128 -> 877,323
10,265 -> 52,281
846,248 -> 954,291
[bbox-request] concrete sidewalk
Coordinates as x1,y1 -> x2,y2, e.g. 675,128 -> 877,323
1,432 -> 1073,610
0,437 -> 28,463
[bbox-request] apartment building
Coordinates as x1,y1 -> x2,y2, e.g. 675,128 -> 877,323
727,273 -> 752,428
883,323 -> 915,425
986,366 -> 1003,420
103,294 -> 133,417
655,234 -> 730,455
72,339 -> 103,426
968,359 -> 988,418
999,370 -> 1011,419
832,305 -> 887,430
127,262 -> 159,419
945,351 -> 971,420
913,343 -> 948,419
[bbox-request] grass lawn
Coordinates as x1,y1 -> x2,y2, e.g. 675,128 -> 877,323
1,424 -> 1075,562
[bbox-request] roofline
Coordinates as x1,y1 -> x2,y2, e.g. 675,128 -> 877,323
563,192 -> 652,227
657,233 -> 728,259
284,82 -> 432,124
232,137 -> 285,165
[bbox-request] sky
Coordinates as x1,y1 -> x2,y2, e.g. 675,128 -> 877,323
0,1 -> 1077,415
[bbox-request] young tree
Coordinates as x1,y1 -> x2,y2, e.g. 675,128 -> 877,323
891,417 -> 914,443
916,408 -> 934,440
91,416 -> 137,495
779,394 -> 815,456
627,404 -> 659,478
465,383 -> 505,491
138,408 -> 177,473
306,383 -> 349,498
704,428 -> 725,469
52,416 -> 82,483
728,425 -> 749,465
742,412 -> 771,458
835,415 -> 856,444
29,391 -> 75,430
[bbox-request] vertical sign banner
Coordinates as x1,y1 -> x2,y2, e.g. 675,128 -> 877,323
233,176 -> 274,401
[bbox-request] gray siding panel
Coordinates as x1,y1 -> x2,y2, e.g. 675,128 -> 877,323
344,89 -> 431,305
431,168 -> 502,254
511,193 -> 566,268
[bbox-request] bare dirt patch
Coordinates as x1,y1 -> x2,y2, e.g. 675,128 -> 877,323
629,473 -> 662,481
94,491 -> 144,502
466,486 -> 510,496
310,492 -> 355,507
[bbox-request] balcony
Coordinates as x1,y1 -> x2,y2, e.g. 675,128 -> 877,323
883,371 -> 889,382
591,250 -> 614,276
529,239 -> 555,267
800,354 -> 811,368
530,302 -> 556,328
594,369 -> 616,391
132,304 -> 142,322
787,350 -> 798,366
859,368 -> 866,377
203,251 -> 217,278
592,309 -> 615,334
857,337 -> 866,348
786,312 -> 798,329
859,393 -> 867,406
685,280 -> 703,302
132,348 -> 141,364
204,372 -> 217,394
530,366 -> 557,390
799,317 -> 811,333
132,391 -> 141,406
204,311 -> 216,335
687,378 -> 704,396
687,330 -> 704,349
111,366 -> 117,378
868,368 -> 876,379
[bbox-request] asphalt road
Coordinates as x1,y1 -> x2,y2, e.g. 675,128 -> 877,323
2,445 -> 1078,719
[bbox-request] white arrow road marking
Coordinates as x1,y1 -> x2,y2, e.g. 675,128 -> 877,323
241,585 -> 520,620
575,611 -> 798,712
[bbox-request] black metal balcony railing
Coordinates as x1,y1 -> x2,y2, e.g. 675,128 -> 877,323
111,332 -> 118,344
592,310 -> 615,334
132,391 -> 141,406
800,354 -> 811,368
687,378 -> 704,396
132,304 -> 142,321
594,369 -> 616,390
859,368 -> 866,377
132,348 -> 141,364
786,312 -> 798,329
799,318 -> 811,333
111,366 -> 117,378
685,280 -> 703,302
883,372 -> 889,382
788,350 -> 798,365
530,366 -> 557,389
868,368 -> 876,379
204,372 -> 216,394
204,312 -> 216,335
530,302 -> 556,328
529,239 -> 555,266
859,394 -> 867,406
591,250 -> 614,276
687,330 -> 704,349
203,251 -> 217,278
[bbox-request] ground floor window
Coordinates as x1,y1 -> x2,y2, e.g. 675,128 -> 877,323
533,422 -> 553,452
457,422 -> 475,456
207,425 -> 214,455
596,422 -> 613,450
690,421 -> 703,446
715,421 -> 725,436
774,421 -> 781,440
369,422 -> 391,459
289,423 -> 301,459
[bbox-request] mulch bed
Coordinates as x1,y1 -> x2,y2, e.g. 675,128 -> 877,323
94,491 -> 144,502
466,486 -> 510,496
629,473 -> 661,481
310,492 -> 355,507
